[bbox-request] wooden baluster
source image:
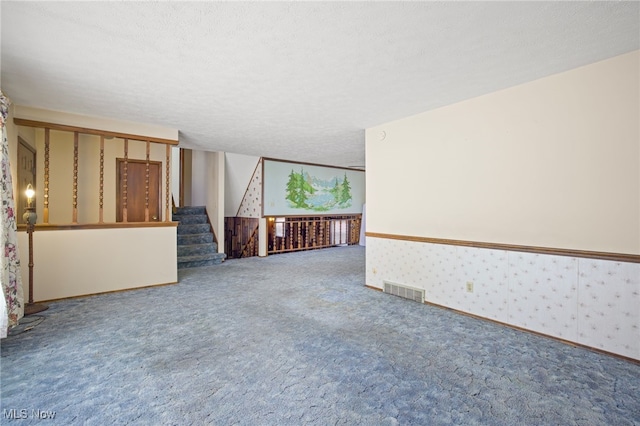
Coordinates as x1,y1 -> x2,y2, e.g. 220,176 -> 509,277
350,217 -> 354,244
43,129 -> 50,224
325,219 -> 328,246
323,220 -> 327,246
327,220 -> 330,245
165,145 -> 171,222
345,217 -> 348,244
297,220 -> 301,248
145,141 -> 150,222
72,132 -> 78,224
271,219 -> 276,253
312,219 -> 317,246
99,136 -> 104,223
347,218 -> 353,244
123,139 -> 128,222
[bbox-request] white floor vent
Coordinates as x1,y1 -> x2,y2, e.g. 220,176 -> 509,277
383,281 -> 425,303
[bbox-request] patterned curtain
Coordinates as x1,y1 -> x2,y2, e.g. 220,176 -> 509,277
0,90 -> 24,338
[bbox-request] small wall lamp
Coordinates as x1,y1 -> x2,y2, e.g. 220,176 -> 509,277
23,183 -> 47,315
25,183 -> 35,208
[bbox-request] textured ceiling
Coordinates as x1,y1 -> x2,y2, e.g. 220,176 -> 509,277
1,2 -> 638,168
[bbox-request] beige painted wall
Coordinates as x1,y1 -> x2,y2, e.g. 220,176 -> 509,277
366,51 -> 639,255
171,146 -> 181,207
224,152 -> 261,217
5,104 -> 19,199
191,150 -> 225,253
182,149 -> 193,206
18,227 -> 177,302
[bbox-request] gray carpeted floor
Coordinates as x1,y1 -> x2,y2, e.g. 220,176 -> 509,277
1,245 -> 639,425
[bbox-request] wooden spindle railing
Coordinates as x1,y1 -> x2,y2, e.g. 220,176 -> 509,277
165,145 -> 171,222
123,138 -> 129,222
240,224 -> 260,258
145,141 -> 150,222
266,215 -> 361,255
13,117 -> 178,228
72,132 -> 79,224
43,129 -> 50,224
99,135 -> 104,223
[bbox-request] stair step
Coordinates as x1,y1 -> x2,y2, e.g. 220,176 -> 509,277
178,258 -> 226,269
177,243 -> 218,257
174,206 -> 206,216
177,252 -> 226,262
172,214 -> 208,224
174,205 -> 224,269
177,233 -> 214,245
177,223 -> 210,235
177,253 -> 226,269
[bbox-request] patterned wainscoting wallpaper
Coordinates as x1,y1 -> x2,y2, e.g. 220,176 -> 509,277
366,237 -> 640,360
237,159 -> 262,218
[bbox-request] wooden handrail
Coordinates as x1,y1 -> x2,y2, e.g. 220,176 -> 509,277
240,222 -> 260,258
13,118 -> 178,145
17,222 -> 178,231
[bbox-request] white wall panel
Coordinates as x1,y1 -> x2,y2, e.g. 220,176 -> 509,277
366,237 -> 639,360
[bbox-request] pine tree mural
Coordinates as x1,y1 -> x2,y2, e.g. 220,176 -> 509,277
282,166 -> 357,212
285,168 -> 315,209
330,177 -> 341,200
339,173 -> 352,205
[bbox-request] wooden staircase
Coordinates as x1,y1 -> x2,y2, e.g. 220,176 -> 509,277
173,206 -> 226,269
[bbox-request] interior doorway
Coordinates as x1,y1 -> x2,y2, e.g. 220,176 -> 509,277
17,137 -> 36,224
116,159 -> 161,222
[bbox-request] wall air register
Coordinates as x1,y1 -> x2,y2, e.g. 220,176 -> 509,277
383,281 -> 425,304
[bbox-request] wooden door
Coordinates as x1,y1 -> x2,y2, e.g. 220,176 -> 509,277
116,159 -> 161,222
17,137 -> 36,224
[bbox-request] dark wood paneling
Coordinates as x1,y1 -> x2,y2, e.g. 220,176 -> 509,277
225,217 -> 260,259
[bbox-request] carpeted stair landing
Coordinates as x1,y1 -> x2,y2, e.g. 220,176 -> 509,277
173,206 -> 226,269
